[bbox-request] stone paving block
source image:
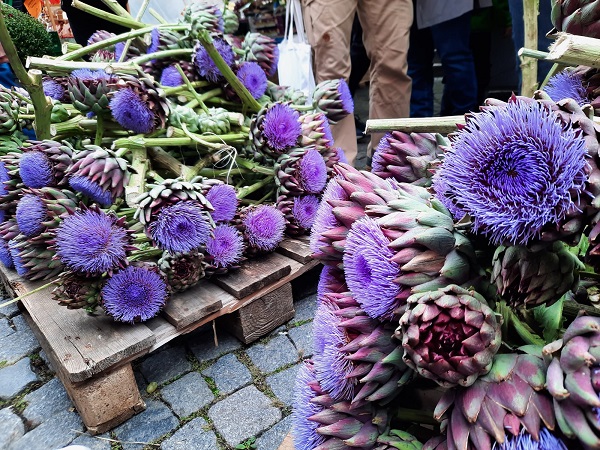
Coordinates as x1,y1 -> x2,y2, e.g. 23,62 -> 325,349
139,346 -> 192,386
292,293 -> 317,322
0,328 -> 40,365
38,350 -> 55,373
0,358 -> 39,400
0,317 -> 14,339
209,386 -> 281,447
160,372 -> 213,418
269,325 -> 287,337
188,327 -> 241,363
288,322 -> 314,358
161,417 -> 217,450
12,315 -> 30,333
0,299 -> 20,318
113,400 -> 178,450
246,335 -> 299,374
256,416 -> 293,450
22,378 -> 73,427
9,410 -> 83,450
266,365 -> 300,407
0,408 -> 24,450
69,433 -> 112,450
202,353 -> 252,395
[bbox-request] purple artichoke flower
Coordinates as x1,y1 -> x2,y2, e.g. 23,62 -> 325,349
0,238 -> 13,268
43,78 -> 65,101
292,362 -> 326,450
147,28 -> 160,55
71,68 -> 111,81
55,208 -> 131,275
8,239 -> 27,276
206,184 -> 238,223
343,216 -> 401,320
19,151 -> 53,189
236,61 -> 267,99
292,195 -> 319,229
0,162 -> 9,196
160,65 -> 183,87
262,103 -> 301,151
338,78 -> 353,115
433,100 -> 588,245
109,88 -> 155,134
495,428 -> 568,450
114,42 -> 126,61
544,70 -> 588,106
101,265 -> 168,322
148,201 -> 211,253
193,38 -> 235,83
15,194 -> 45,237
309,178 -> 349,255
298,148 -> 328,194
243,204 -> 286,252
69,175 -> 113,207
317,265 -> 346,301
336,147 -> 348,164
206,224 -> 244,268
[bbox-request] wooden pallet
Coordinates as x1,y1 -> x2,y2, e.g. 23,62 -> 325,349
0,238 -> 318,434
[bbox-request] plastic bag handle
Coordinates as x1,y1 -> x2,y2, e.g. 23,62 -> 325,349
284,0 -> 307,43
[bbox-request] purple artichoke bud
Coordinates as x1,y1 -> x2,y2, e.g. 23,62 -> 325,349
87,30 -> 116,47
543,70 -> 588,106
147,28 -> 160,55
54,206 -> 134,276
292,361 -> 327,450
241,204 -> 286,253
292,194 -> 319,229
298,148 -> 328,194
317,265 -> 346,301
0,222 -> 15,268
8,238 -> 27,276
52,271 -> 103,310
0,238 -> 12,268
236,61 -> 267,99
160,65 -> 183,87
0,160 -> 10,196
206,184 -> 238,223
241,32 -> 279,77
90,49 -> 116,63
299,112 -> 334,152
206,223 -> 244,268
15,194 -> 45,237
433,99 -> 588,245
148,201 -> 212,254
19,140 -> 74,189
192,38 -> 235,83
9,233 -> 63,280
312,78 -> 354,123
43,78 -> 65,101
158,251 -> 206,293
262,103 -> 302,152
109,87 -> 156,134
276,147 -> 328,196
69,176 -> 113,207
101,264 -> 168,323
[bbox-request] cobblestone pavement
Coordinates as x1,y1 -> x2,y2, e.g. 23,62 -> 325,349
0,268 -> 320,450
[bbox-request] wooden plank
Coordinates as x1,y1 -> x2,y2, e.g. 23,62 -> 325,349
277,238 -> 313,264
162,281 -> 226,329
212,252 -> 292,298
0,268 -> 156,383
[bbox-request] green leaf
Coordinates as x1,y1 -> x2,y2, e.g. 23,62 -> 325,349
532,295 -> 565,343
568,235 -> 589,258
496,301 -> 545,346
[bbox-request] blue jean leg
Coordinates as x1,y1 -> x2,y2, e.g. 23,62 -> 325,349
407,23 -> 435,117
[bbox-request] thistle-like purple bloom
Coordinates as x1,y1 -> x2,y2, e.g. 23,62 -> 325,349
243,204 -> 286,252
109,88 -> 155,134
544,70 -> 588,106
147,28 -> 160,55
193,38 -> 235,83
343,216 -> 401,320
237,62 -> 267,99
148,201 -> 211,253
298,149 -> 328,194
114,42 -> 126,61
0,162 -> 10,196
0,238 -> 13,269
206,184 -> 238,223
69,175 -> 113,207
15,194 -> 45,237
433,100 -> 588,245
321,116 -> 334,145
309,178 -> 348,254
160,65 -> 183,87
206,224 -> 244,268
317,265 -> 345,301
292,195 -> 319,229
263,103 -> 301,151
55,208 -> 131,275
371,135 -> 391,173
495,428 -> 568,450
70,68 -> 111,81
292,362 -> 326,450
101,265 -> 168,322
337,78 -> 354,115
335,147 -> 348,164
8,239 -> 27,276
20,151 -> 53,189
43,79 -> 65,101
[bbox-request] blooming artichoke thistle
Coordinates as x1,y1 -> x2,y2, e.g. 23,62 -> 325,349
52,271 -> 103,310
204,223 -> 244,277
430,352 -> 555,450
68,69 -> 116,116
9,233 -> 63,280
492,241 -> 583,308
158,250 -> 206,293
543,70 -> 589,106
101,264 -> 169,323
276,193 -> 320,236
18,140 -> 74,189
397,284 -> 501,388
317,264 -> 347,300
372,131 -> 447,186
181,2 -> 224,38
312,79 -> 354,124
433,98 -> 588,246
66,145 -> 130,206
238,204 -> 286,256
275,147 -> 328,196
551,0 -> 600,38
299,112 -> 334,153
250,102 -> 302,158
204,182 -> 238,223
0,219 -> 20,268
42,77 -> 68,102
241,32 -> 279,77
192,38 -> 234,83
573,65 -> 600,114
543,316 -> 600,449
234,61 -> 268,100
158,61 -> 199,87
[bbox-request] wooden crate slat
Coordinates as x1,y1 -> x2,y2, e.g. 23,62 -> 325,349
211,252 -> 292,298
161,281 -> 228,330
277,238 -> 313,264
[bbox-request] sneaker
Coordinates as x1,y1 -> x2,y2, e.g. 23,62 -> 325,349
355,114 -> 367,140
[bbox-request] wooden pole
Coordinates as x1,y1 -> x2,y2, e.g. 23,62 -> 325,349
547,32 -> 600,69
365,116 -> 465,134
521,0 -> 539,96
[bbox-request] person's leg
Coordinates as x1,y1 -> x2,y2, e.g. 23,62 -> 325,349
407,23 -> 435,117
302,0 -> 357,165
349,15 -> 370,97
470,30 -> 492,105
431,11 -> 478,116
358,0 -> 412,152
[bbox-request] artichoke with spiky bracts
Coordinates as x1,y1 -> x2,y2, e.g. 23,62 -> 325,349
543,69 -> 589,106
157,61 -> 199,87
0,219 -> 20,268
237,204 -> 286,257
9,233 -> 64,280
158,250 -> 206,293
66,145 -> 130,206
203,181 -> 238,223
250,102 -> 302,158
223,8 -> 240,34
0,153 -> 24,219
109,72 -> 170,134
18,140 -> 74,189
241,32 -> 279,78
42,77 -> 68,102
312,78 -> 354,124
87,30 -> 116,47
90,49 -> 117,63
0,90 -> 20,135
223,61 -> 268,101
204,223 -> 245,277
551,0 -> 600,38
492,241 -> 583,308
198,107 -> 231,134
68,69 -> 117,116
114,40 -> 143,61
169,104 -> 201,132
52,271 -> 103,311
277,193 -> 320,236
299,112 -> 334,153
192,38 -> 235,83
134,177 -> 213,226
181,2 -> 224,38
317,264 -> 347,300
275,147 -> 328,196
267,84 -> 307,106
573,65 -> 600,114
372,131 -> 447,186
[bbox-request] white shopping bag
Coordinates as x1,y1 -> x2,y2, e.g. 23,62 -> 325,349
277,0 -> 316,100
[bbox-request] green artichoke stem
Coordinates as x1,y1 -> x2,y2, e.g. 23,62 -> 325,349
182,155 -> 213,181
129,248 -> 163,262
580,271 -> 600,281
236,176 -> 274,199
290,104 -> 314,112
146,146 -> 187,176
394,408 -> 438,426
95,114 -> 105,146
162,81 -> 210,96
0,279 -> 59,309
27,57 -> 139,75
498,301 -> 545,346
63,42 -> 83,53
0,11 -> 53,140
236,157 -> 275,175
241,188 -> 275,205
147,170 -> 164,182
563,299 -> 600,319
99,0 -> 133,19
149,7 -> 167,24
72,0 -> 145,29
205,96 -> 241,110
124,146 -> 148,207
175,64 -> 210,114
365,116 -> 465,134
197,167 -> 253,178
134,0 -> 150,20
185,87 -> 224,109
197,30 -> 261,113
18,114 -> 36,120
132,49 -> 194,66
